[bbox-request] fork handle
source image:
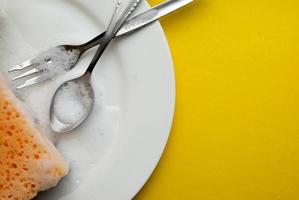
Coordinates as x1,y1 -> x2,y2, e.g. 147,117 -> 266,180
79,0 -> 193,52
80,31 -> 106,51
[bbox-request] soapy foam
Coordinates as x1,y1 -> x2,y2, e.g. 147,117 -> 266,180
32,46 -> 81,81
0,10 -> 86,142
0,8 -> 121,196
0,11 -> 83,139
53,75 -> 94,124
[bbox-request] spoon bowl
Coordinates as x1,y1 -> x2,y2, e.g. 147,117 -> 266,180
49,0 -> 143,133
50,73 -> 95,133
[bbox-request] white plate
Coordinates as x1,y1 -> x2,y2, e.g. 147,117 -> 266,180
0,0 -> 175,199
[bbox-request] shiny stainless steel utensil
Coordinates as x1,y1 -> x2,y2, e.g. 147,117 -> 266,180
50,0 -> 142,133
8,0 -> 193,89
50,0 -> 193,133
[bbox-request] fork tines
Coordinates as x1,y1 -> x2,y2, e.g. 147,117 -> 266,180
8,59 -> 43,89
8,59 -> 34,72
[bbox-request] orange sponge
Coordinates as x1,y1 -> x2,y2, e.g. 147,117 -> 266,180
0,74 -> 68,200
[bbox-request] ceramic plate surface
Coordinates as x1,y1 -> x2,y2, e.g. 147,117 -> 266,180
0,0 -> 175,199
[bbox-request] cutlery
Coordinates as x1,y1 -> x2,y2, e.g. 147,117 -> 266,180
50,0 -> 142,133
8,0 -> 193,89
50,0 -> 193,133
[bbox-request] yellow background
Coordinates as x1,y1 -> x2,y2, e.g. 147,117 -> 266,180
136,0 -> 299,199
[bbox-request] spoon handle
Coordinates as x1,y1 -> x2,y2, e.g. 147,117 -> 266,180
81,0 -> 193,51
86,0 -> 142,73
117,0 -> 193,36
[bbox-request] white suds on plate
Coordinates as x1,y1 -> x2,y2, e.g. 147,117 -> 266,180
0,7 -> 121,197
53,75 -> 94,124
32,46 -> 81,81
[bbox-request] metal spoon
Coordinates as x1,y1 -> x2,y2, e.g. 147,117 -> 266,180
50,0 -> 142,133
50,0 -> 193,133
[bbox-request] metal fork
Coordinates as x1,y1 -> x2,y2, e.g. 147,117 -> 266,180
8,0 -> 193,89
50,0 -> 142,133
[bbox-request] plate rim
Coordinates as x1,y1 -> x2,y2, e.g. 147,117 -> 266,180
2,0 -> 176,198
